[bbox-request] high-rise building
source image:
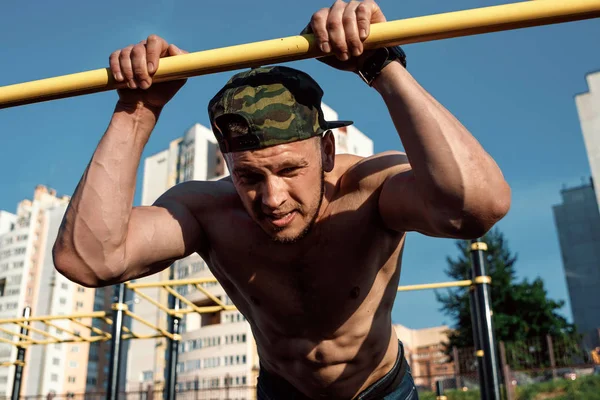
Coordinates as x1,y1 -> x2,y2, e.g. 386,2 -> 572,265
129,104 -> 375,392
552,179 -> 600,347
0,185 -> 95,397
576,71 -> 600,210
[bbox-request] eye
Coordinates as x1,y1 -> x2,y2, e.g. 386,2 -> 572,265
279,167 -> 300,176
238,173 -> 262,184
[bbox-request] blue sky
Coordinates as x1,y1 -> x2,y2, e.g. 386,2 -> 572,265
0,0 -> 598,329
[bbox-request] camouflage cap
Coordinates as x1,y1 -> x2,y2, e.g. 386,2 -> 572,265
208,65 -> 353,153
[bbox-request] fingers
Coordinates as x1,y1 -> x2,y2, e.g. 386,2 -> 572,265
131,43 -> 150,89
326,0 -> 349,61
109,34 -> 183,90
167,44 -> 188,56
343,1 -> 363,57
310,0 -> 382,61
145,34 -> 169,75
356,1 -> 373,41
118,45 -> 136,89
310,8 -> 331,54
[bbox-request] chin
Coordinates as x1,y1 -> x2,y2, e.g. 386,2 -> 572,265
268,225 -> 311,244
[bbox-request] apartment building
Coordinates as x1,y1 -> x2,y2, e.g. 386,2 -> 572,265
0,185 -> 95,397
394,325 -> 455,390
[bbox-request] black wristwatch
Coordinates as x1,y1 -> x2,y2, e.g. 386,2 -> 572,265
358,46 -> 407,86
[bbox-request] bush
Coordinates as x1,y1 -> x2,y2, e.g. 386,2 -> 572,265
515,374 -> 600,400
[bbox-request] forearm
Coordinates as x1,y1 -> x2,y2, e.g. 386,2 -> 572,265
373,63 -> 510,220
54,102 -> 160,283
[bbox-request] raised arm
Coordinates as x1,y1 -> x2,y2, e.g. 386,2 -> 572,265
307,0 -> 510,238
373,63 -> 510,238
53,35 -> 205,287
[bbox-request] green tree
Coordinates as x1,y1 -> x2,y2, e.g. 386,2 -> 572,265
436,228 -> 575,356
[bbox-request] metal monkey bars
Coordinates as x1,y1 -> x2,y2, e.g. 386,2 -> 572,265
0,0 -> 599,109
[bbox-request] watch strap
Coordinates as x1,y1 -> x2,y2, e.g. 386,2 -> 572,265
358,46 -> 407,86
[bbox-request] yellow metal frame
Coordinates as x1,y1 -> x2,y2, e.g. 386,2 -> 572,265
0,276 -> 488,368
1,0 -> 599,108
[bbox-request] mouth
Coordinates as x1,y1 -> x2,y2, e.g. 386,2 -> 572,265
264,211 -> 296,228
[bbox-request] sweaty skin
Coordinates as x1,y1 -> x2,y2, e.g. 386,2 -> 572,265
53,1 -> 511,398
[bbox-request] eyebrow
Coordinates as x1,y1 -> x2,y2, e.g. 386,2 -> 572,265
233,160 -> 309,175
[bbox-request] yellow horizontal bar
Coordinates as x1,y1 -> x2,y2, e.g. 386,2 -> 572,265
2,0 -> 599,108
16,322 -> 61,342
397,280 -> 473,292
124,311 -> 174,340
122,333 -> 164,340
0,336 -> 19,347
0,361 -> 24,367
127,277 -> 217,289
69,318 -> 110,338
128,287 -> 172,314
192,283 -> 227,308
42,320 -> 84,341
0,311 -> 106,325
163,286 -> 202,313
20,336 -> 108,346
0,326 -> 29,342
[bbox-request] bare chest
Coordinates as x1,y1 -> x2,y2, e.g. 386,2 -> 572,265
203,200 -> 405,336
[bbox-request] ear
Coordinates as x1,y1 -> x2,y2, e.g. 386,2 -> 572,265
320,131 -> 335,173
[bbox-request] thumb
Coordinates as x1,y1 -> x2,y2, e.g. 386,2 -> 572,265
168,44 -> 189,56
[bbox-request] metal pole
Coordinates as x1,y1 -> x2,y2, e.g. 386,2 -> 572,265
468,271 -> 484,391
452,346 -> 462,389
470,239 -> 501,400
107,284 -> 126,400
1,0 -> 600,109
11,306 -> 31,400
498,341 -> 514,400
164,267 -> 181,400
436,380 -> 447,400
546,334 -> 557,380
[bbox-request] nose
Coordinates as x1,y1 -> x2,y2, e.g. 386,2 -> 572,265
261,176 -> 286,210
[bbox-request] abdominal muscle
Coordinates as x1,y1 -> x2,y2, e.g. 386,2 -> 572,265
251,309 -> 400,399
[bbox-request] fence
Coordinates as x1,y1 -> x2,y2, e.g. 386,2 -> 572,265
9,332 -> 599,400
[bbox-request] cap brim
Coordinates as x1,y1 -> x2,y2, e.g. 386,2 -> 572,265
325,120 -> 354,130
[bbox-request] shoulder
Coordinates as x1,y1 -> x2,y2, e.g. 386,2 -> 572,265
336,151 -> 411,194
154,178 -> 239,214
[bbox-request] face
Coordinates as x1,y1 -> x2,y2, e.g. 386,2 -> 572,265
228,135 -> 334,244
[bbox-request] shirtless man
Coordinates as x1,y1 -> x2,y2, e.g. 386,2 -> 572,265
53,1 -> 511,398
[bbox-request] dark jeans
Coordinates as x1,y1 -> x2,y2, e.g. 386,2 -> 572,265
257,341 -> 418,399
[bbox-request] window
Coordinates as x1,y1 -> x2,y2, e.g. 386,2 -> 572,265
59,298 -> 66,305
61,283 -> 68,290
71,345 -> 79,353
0,278 -> 5,297
76,301 -> 84,309
52,358 -> 60,366
142,371 -> 153,381
51,374 -> 58,382
69,361 -> 78,368
68,376 -> 76,383
77,287 -> 85,293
